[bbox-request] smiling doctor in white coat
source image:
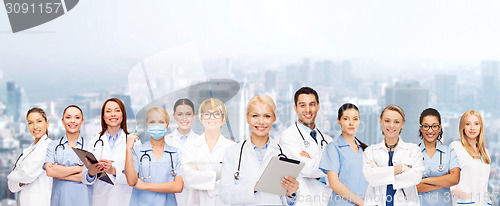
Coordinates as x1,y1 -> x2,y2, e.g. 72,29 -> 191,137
220,95 -> 299,206
8,108 -> 52,206
166,98 -> 201,206
279,87 -> 333,206
181,98 -> 235,206
362,105 -> 424,206
82,98 -> 140,206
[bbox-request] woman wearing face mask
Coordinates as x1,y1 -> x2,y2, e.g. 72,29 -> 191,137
362,105 -> 424,206
166,98 -> 200,206
82,98 -> 141,206
319,103 -> 368,206
8,108 -> 53,206
416,108 -> 460,206
220,95 -> 299,205
44,105 -> 93,206
125,107 -> 184,206
181,98 -> 235,206
449,110 -> 492,206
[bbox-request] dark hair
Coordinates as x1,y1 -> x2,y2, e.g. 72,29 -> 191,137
174,98 -> 195,114
99,98 -> 128,137
62,105 -> 83,119
418,108 -> 443,143
294,87 -> 319,105
337,103 -> 368,151
26,107 -> 49,137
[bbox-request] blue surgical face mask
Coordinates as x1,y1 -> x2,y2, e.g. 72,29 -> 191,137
147,124 -> 167,140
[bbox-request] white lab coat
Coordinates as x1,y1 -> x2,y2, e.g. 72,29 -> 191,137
220,137 -> 296,206
81,130 -> 140,206
7,135 -> 52,206
449,141 -> 492,206
181,133 -> 235,206
279,123 -> 333,206
362,137 -> 424,206
165,129 -> 200,206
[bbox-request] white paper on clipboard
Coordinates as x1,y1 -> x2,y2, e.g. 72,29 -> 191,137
255,156 -> 305,195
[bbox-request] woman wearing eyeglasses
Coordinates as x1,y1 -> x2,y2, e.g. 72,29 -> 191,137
8,108 -> 52,206
416,108 -> 460,206
82,98 -> 141,206
124,107 -> 184,206
180,98 -> 235,206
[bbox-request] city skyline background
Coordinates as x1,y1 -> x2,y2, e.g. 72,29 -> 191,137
2,0 -> 500,205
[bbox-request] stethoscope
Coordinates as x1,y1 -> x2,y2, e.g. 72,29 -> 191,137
55,136 -> 84,165
93,131 -> 123,159
419,143 -> 444,172
295,122 -> 327,149
139,149 -> 176,180
234,140 -> 287,180
12,136 -> 49,170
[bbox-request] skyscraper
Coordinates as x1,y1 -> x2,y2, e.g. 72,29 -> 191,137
385,81 -> 429,143
479,61 -> 499,113
435,74 -> 457,107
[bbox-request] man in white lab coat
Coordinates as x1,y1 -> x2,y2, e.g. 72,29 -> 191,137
279,87 -> 333,206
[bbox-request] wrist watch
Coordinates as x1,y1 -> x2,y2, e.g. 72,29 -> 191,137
288,192 -> 297,198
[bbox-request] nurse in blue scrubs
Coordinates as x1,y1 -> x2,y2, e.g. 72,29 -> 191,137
44,105 -> 93,206
124,107 -> 184,206
319,103 -> 368,206
416,108 -> 460,206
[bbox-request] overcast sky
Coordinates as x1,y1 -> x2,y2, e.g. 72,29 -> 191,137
1,0 -> 500,102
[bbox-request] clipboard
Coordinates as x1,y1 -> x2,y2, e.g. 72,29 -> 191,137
72,147 -> 114,185
255,156 -> 305,195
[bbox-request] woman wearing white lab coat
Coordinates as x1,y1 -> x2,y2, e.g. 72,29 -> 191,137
81,98 -> 140,206
181,98 -> 235,206
363,105 -> 424,206
8,107 -> 52,206
220,95 -> 299,206
449,110 -> 492,206
166,98 -> 201,206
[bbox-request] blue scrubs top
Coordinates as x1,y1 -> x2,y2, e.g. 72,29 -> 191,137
319,135 -> 368,206
44,135 -> 93,206
418,141 -> 460,206
129,141 -> 182,206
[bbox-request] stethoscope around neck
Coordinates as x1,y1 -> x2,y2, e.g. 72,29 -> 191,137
139,149 -> 176,179
234,139 -> 287,180
419,143 -> 444,172
295,122 -> 327,149
55,136 -> 84,165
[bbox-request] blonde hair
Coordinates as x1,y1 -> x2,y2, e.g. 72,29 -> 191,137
246,95 -> 277,118
459,110 -> 490,164
199,98 -> 227,122
380,105 -> 405,122
146,107 -> 170,124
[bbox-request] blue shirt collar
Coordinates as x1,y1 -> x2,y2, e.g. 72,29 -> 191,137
61,135 -> 84,146
337,135 -> 362,148
296,121 -> 316,134
419,140 -> 446,153
250,138 -> 270,150
140,141 -> 178,153
106,128 -> 122,140
176,129 -> 191,138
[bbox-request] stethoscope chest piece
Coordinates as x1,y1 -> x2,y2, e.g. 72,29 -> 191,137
304,140 -> 310,147
234,171 -> 240,180
438,164 -> 444,172
170,169 -> 176,177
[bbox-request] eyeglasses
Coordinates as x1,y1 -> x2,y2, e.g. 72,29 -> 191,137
202,111 -> 222,120
421,124 -> 441,131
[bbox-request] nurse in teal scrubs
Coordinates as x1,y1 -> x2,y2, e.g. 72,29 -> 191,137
44,105 -> 93,206
125,107 -> 184,206
416,108 -> 460,206
319,103 -> 368,206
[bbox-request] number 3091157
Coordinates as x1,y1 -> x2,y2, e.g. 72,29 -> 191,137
4,3 -> 62,14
